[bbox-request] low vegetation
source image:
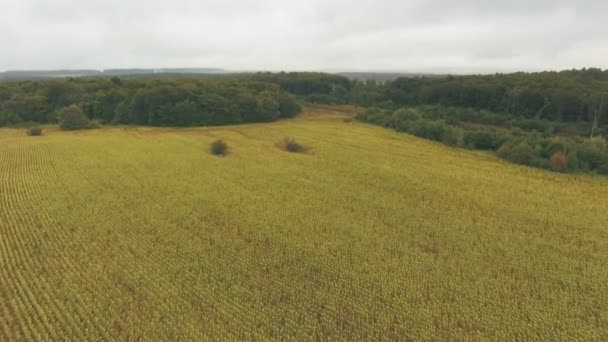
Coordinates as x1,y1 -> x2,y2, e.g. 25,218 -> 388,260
210,139 -> 228,156
1,107 -> 606,340
26,126 -> 42,136
277,136 -> 305,153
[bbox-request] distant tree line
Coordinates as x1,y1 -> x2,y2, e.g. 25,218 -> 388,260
2,68 -> 608,138
4,69 -> 607,129
384,69 -> 608,124
250,69 -> 608,128
0,77 -> 300,127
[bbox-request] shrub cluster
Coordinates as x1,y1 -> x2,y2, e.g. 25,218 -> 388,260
26,127 -> 43,136
278,137 -> 305,153
208,137 -> 309,156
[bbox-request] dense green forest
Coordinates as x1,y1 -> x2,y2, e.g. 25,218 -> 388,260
0,77 -> 300,127
1,69 -> 607,174
385,69 -> 608,124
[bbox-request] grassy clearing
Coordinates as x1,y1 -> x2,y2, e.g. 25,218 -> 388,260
1,106 -> 607,340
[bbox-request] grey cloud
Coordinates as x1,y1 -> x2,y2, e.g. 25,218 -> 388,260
1,0 -> 607,73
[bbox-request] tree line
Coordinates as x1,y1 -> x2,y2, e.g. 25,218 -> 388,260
384,69 -> 608,124
0,77 -> 301,127
2,69 -> 608,135
3,69 -> 607,129
261,69 -> 608,124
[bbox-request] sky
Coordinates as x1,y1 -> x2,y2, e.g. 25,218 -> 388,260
1,0 -> 607,73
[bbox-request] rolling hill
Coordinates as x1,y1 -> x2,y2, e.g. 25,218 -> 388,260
1,106 -> 606,340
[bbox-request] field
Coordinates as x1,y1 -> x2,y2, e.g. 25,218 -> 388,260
1,106 -> 607,340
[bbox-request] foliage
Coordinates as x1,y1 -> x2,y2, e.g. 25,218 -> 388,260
572,137 -> 608,173
26,126 -> 43,136
278,93 -> 302,118
549,152 -> 568,172
497,139 -> 535,166
463,130 -> 502,150
210,139 -> 228,156
385,69 -> 608,124
278,136 -> 304,153
0,77 -> 302,127
0,111 -> 23,126
253,72 -> 352,104
57,105 -> 95,130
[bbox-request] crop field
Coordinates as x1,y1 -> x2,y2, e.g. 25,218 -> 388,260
1,106 -> 607,340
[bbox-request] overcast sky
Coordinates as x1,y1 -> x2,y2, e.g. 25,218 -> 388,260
2,0 -> 607,73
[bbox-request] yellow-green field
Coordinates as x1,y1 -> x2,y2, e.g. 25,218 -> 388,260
1,107 -> 607,340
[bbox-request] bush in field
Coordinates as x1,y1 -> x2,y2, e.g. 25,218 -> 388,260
210,140 -> 228,156
57,105 -> 95,130
26,127 -> 43,136
549,152 -> 568,172
278,137 -> 304,153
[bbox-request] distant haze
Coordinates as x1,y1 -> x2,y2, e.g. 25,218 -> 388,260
2,0 -> 607,73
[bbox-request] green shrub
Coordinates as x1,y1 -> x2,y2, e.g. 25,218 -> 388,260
306,94 -> 343,105
210,140 -> 228,156
392,108 -> 422,132
575,138 -> 608,171
26,127 -> 43,136
0,111 -> 23,126
278,137 -> 304,153
90,119 -> 101,129
278,94 -> 302,118
441,126 -> 462,146
598,163 -> 608,175
497,139 -> 535,165
57,105 -> 94,130
357,107 -> 393,128
411,120 -> 458,145
513,118 -> 556,134
392,108 -> 421,122
464,130 -> 501,150
510,127 -> 526,137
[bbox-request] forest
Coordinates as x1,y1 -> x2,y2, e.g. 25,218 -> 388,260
0,77 -> 300,127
